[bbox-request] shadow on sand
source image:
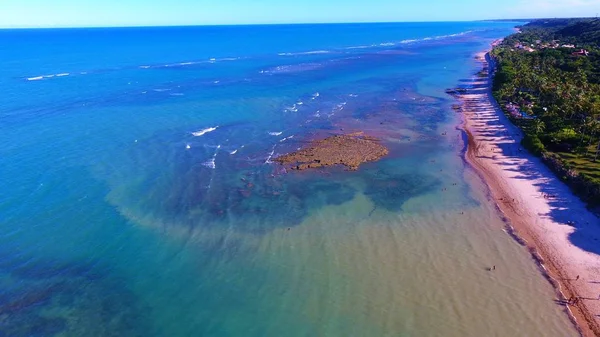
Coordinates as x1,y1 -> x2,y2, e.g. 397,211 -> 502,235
455,55 -> 600,256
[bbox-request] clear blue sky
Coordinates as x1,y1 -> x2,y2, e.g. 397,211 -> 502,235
1,0 -> 599,28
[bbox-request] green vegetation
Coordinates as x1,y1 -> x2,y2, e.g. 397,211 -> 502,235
491,18 -> 600,210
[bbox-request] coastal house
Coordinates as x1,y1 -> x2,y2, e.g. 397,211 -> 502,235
515,43 -> 535,52
505,102 -> 530,119
562,44 -> 576,48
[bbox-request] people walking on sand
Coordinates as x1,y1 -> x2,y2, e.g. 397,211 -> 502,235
576,275 -> 580,281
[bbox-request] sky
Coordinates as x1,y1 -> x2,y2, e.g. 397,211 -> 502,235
0,0 -> 599,28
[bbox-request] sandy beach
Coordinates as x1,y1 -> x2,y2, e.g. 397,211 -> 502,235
458,47 -> 600,336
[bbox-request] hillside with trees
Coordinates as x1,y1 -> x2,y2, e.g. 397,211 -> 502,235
491,18 -> 600,210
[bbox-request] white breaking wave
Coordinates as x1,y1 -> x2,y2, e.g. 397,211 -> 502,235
26,72 -> 73,81
284,104 -> 299,113
230,149 -> 238,155
312,92 -> 320,100
203,158 -> 216,169
261,62 -> 324,75
332,102 -> 347,112
342,30 -> 475,50
280,135 -> 294,142
192,126 -> 218,137
346,45 -> 371,50
203,145 -> 221,169
278,50 -> 331,56
265,146 -> 276,164
269,132 -> 283,136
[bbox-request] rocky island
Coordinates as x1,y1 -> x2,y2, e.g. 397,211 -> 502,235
274,132 -> 388,171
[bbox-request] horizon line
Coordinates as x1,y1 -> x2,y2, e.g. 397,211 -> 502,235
3,16 -> 597,30
0,18 -> 539,30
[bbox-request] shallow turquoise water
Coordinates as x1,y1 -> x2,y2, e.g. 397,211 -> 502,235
0,22 -> 578,336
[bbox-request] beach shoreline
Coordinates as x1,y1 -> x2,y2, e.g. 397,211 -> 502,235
456,44 -> 600,337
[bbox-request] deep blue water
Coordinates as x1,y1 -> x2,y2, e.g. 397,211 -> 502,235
0,22 -> 520,336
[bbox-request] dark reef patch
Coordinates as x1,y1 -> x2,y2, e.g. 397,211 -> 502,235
362,167 -> 441,211
0,250 -> 151,337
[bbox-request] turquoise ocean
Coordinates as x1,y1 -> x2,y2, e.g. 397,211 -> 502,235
0,22 -> 579,336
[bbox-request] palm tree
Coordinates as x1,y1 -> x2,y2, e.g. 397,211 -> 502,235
533,118 -> 546,135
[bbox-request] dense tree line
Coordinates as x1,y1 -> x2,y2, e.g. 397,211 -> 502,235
491,18 -> 600,209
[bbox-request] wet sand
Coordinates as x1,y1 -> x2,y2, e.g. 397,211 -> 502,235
457,47 -> 600,336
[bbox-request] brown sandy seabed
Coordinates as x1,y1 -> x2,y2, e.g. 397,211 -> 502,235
456,42 -> 600,337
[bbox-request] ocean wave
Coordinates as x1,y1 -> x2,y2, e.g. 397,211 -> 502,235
153,88 -> 172,92
312,92 -> 320,100
278,50 -> 331,56
284,104 -> 299,113
192,126 -> 218,137
230,144 -> 244,155
269,132 -> 283,136
346,45 -> 371,50
333,102 -> 347,112
203,145 -> 221,169
169,93 -> 184,96
261,62 -> 324,75
25,71 -> 77,81
265,145 -> 276,164
203,158 -> 216,169
341,30 -> 475,50
219,57 -> 240,61
279,135 -> 294,142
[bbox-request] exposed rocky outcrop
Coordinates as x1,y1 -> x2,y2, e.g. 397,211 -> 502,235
274,132 -> 388,171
